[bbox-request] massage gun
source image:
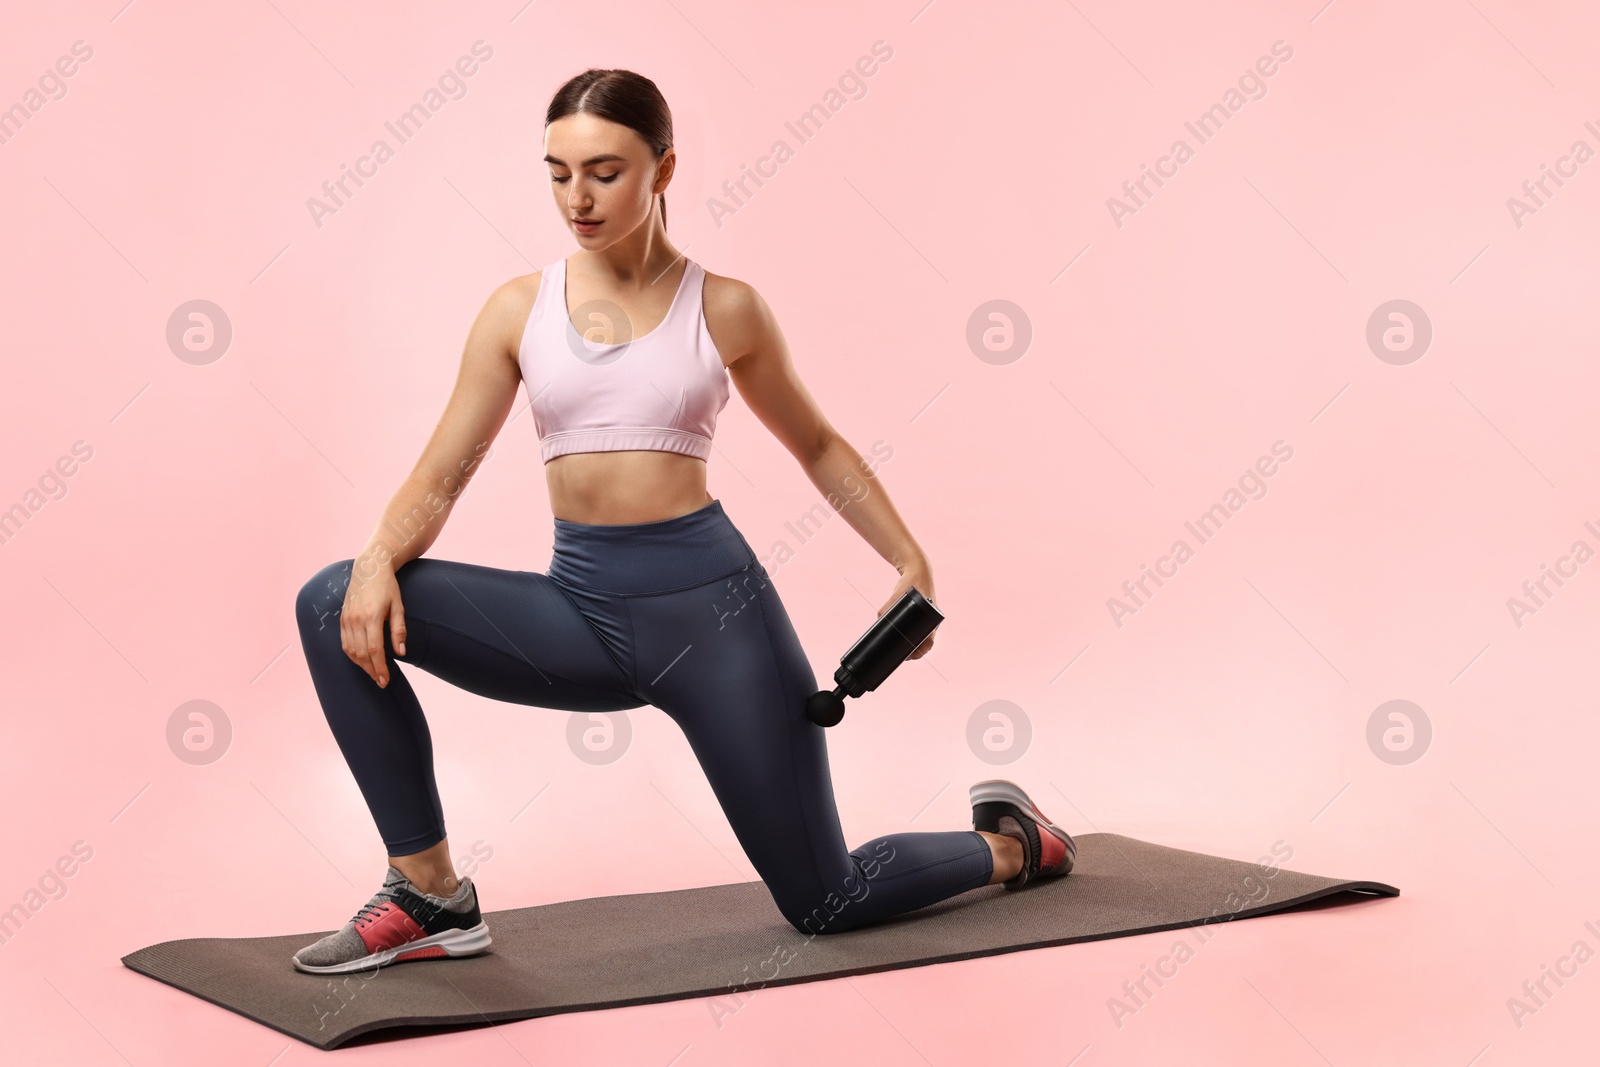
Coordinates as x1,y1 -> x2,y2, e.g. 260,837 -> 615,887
805,587 -> 944,727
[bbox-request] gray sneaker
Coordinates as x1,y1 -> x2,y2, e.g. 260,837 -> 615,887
970,779 -> 1077,890
292,866 -> 491,974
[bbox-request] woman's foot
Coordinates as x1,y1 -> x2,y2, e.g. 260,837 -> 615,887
969,779 -> 1076,890
291,866 -> 491,974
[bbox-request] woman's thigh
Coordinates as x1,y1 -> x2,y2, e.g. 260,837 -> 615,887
628,562 -> 856,922
308,556 -> 643,712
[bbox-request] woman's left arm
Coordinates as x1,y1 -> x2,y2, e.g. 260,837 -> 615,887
711,274 -> 938,658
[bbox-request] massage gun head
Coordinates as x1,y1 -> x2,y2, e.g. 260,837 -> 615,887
806,689 -> 847,727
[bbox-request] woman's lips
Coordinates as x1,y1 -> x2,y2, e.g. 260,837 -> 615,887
574,219 -> 601,233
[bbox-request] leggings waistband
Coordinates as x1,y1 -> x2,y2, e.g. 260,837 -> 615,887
547,498 -> 759,595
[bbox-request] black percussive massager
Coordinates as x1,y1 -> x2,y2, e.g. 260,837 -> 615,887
806,587 -> 944,727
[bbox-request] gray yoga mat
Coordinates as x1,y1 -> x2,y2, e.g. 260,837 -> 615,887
121,833 -> 1398,1050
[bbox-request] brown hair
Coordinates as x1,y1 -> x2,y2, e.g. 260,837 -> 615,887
546,69 -> 674,230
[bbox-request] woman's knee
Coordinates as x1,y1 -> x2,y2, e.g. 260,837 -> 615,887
295,558 -> 354,637
779,899 -> 867,937
773,875 -> 873,936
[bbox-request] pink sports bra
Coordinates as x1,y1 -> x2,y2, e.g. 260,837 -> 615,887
518,255 -> 731,464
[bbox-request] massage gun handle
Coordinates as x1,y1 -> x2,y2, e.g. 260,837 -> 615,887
835,586 -> 944,696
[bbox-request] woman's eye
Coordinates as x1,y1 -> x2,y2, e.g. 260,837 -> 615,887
596,174 -> 618,183
551,175 -> 569,184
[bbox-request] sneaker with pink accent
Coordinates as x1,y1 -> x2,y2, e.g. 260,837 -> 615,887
291,866 -> 491,974
970,779 -> 1077,890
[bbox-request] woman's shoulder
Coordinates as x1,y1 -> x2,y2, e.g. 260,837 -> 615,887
699,264 -> 757,306
700,266 -> 770,369
470,269 -> 547,364
501,266 -> 544,309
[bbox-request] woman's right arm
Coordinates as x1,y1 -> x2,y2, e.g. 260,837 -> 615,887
342,275 -> 537,687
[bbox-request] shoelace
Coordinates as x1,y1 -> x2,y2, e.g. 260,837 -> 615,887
350,887 -> 402,928
351,878 -> 467,927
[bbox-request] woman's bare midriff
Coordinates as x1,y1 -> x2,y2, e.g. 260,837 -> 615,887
545,450 -> 715,525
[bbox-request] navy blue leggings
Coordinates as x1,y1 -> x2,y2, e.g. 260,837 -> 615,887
294,498 -> 993,934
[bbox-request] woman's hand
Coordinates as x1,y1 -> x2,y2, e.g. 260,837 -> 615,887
341,555 -> 408,687
878,563 -> 937,660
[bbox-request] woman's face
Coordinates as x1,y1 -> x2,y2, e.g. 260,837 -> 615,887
543,112 -> 672,248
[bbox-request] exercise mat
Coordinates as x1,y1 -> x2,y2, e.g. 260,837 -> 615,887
121,832 -> 1398,1050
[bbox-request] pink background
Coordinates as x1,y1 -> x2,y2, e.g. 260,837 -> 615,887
3,0 -> 1597,1062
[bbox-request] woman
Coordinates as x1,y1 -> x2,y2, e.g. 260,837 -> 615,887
291,69 -> 1074,975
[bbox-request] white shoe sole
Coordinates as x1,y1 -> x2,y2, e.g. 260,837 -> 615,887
292,920 -> 492,975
